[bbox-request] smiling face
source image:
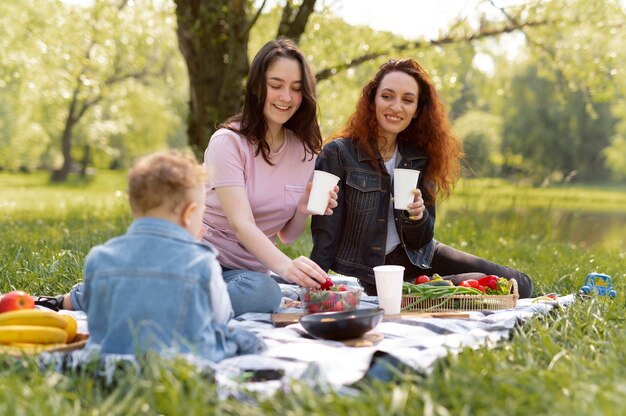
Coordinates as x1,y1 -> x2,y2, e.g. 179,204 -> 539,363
263,57 -> 303,133
374,71 -> 419,142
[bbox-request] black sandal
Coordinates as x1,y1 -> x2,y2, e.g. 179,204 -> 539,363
33,295 -> 65,311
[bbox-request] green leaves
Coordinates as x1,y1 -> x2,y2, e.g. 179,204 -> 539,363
0,0 -> 187,174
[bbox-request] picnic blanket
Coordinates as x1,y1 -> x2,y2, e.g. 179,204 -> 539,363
40,276 -> 574,398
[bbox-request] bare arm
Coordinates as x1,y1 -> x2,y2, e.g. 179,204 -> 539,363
215,185 -> 328,287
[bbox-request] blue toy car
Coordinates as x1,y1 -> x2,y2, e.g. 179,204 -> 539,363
579,273 -> 617,298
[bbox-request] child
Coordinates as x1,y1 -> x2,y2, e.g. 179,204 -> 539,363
74,151 -> 263,359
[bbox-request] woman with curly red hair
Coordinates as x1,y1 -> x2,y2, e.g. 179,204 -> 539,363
310,59 -> 533,298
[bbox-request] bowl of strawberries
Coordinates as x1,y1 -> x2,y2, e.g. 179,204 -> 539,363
301,277 -> 362,314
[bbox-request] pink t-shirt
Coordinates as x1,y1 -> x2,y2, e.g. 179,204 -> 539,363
202,127 -> 316,273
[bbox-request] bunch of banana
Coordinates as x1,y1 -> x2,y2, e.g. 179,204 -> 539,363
0,309 -> 77,353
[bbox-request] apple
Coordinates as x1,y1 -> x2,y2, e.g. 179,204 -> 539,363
0,290 -> 35,313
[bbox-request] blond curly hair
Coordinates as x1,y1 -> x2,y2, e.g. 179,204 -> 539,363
128,150 -> 207,215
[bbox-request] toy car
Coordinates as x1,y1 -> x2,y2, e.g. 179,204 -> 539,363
578,273 -> 617,298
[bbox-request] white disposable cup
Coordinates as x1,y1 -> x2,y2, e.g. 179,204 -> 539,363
393,169 -> 420,210
307,170 -> 340,215
373,265 -> 405,315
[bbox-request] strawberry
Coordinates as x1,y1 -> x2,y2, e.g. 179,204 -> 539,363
304,285 -> 362,313
308,304 -> 321,313
320,277 -> 333,290
345,292 -> 358,306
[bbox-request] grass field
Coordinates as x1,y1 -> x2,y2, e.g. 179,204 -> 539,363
1,172 -> 625,415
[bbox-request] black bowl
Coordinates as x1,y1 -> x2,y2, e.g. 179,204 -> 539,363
299,308 -> 384,341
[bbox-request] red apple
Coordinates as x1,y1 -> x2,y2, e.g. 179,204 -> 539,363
0,290 -> 35,313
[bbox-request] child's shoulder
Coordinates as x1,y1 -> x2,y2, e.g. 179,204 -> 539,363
83,234 -> 126,260
183,239 -> 219,264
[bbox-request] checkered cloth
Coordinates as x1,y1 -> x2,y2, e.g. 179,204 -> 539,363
42,276 -> 573,398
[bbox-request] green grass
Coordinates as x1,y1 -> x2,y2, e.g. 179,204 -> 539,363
1,171 -> 626,415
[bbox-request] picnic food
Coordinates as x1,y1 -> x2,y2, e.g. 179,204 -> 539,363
414,275 -> 430,284
58,314 -> 78,343
0,309 -> 67,329
320,277 -> 334,290
302,283 -> 362,313
402,282 -> 483,297
401,277 -> 518,312
0,290 -> 35,313
422,274 -> 454,286
478,275 -> 510,295
0,309 -> 70,347
0,325 -> 68,345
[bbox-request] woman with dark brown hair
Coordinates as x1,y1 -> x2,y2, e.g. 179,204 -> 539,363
202,38 -> 338,316
310,58 -> 533,298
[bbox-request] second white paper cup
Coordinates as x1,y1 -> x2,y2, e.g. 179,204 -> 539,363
393,169 -> 420,210
307,170 -> 340,215
373,265 -> 405,315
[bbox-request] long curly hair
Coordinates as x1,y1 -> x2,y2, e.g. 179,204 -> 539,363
221,38 -> 322,164
330,58 -> 463,202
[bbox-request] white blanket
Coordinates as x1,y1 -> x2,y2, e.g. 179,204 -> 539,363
216,292 -> 572,397
50,277 -> 572,398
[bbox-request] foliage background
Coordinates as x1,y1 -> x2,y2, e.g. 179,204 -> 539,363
1,0 -> 625,183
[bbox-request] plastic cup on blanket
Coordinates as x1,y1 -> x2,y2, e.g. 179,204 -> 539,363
307,170 -> 340,215
393,169 -> 420,210
373,265 -> 405,315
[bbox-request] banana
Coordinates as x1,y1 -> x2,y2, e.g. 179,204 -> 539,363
58,314 -> 78,343
0,309 -> 68,329
0,325 -> 68,345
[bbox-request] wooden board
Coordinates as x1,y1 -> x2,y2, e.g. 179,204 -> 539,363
272,311 -> 471,328
271,313 -> 304,327
340,332 -> 383,347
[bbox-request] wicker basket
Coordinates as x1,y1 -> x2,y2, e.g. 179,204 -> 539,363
401,279 -> 519,312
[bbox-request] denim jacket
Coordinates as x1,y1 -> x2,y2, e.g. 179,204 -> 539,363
311,138 -> 436,286
83,217 -> 264,360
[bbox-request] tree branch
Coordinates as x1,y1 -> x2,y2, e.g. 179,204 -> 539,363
276,0 -> 316,43
76,94 -> 104,121
488,0 -> 587,108
240,0 -> 267,40
315,19 -> 548,81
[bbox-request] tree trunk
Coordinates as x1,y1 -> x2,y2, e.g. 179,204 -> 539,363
80,144 -> 91,177
51,88 -> 80,183
50,120 -> 75,182
174,0 -> 252,157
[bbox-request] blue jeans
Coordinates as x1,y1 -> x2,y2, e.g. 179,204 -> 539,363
222,269 -> 282,316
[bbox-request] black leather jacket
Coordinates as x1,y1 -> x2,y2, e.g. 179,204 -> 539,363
310,138 -> 436,286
